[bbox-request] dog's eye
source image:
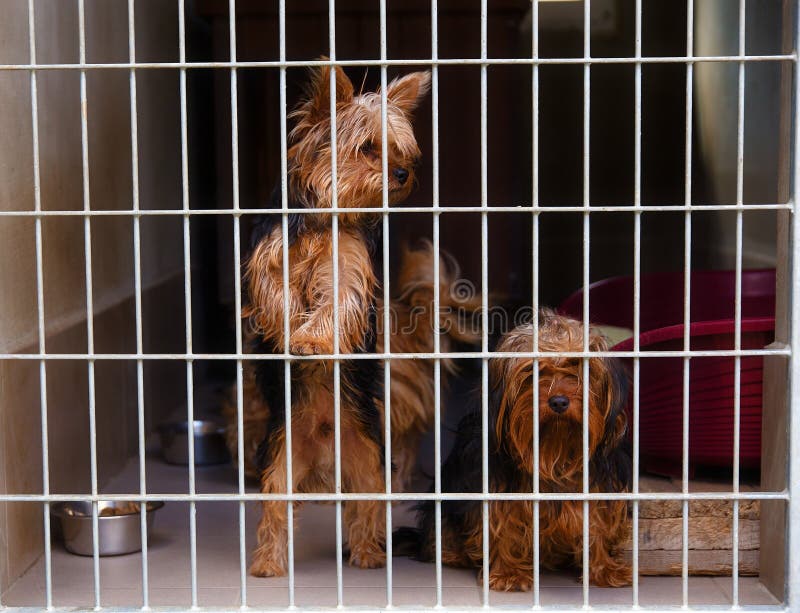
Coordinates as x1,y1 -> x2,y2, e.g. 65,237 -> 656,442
360,141 -> 375,156
561,375 -> 580,388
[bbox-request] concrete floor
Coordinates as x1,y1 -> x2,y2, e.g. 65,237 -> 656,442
2,455 -> 781,609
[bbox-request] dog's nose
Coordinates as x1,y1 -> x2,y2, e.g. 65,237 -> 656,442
547,395 -> 570,414
393,167 -> 409,185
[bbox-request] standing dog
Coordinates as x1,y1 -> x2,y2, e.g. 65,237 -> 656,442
243,63 -> 430,577
395,311 -> 632,589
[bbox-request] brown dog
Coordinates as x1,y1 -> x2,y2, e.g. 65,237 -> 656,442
240,63 -> 431,577
396,310 -> 633,589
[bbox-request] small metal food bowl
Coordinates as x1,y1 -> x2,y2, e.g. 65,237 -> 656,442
51,501 -> 164,556
158,419 -> 231,465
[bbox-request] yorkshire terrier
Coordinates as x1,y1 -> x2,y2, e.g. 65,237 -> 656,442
241,62 -> 431,577
225,241 -> 482,487
395,310 -> 633,589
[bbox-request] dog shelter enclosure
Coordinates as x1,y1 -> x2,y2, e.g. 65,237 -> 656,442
0,0 -> 798,609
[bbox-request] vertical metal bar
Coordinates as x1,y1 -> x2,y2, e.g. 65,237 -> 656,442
431,0 -> 444,607
126,0 -> 149,606
378,0 -> 392,607
582,0 -> 591,605
430,2 -> 445,608
327,3 -> 344,605
227,0 -> 248,607
234,342 -> 247,609
531,0 -> 541,607
177,0 -> 198,606
277,0 -> 295,606
632,0 -> 643,605
77,0 -> 101,607
479,0 -> 490,605
732,0 -> 746,605
26,0 -> 53,606
788,1 -> 800,607
682,0 -> 694,607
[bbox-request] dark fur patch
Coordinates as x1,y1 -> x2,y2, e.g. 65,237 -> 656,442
249,183 -> 306,252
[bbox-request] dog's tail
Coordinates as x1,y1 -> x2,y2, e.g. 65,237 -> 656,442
391,526 -> 424,558
394,240 -> 482,346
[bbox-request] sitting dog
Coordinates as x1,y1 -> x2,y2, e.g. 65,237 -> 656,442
395,310 -> 633,589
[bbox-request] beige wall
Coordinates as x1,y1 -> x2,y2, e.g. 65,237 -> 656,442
1,0 -> 184,594
695,0 -> 784,268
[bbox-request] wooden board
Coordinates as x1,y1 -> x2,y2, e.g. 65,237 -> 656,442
623,549 -> 759,577
627,517 -> 759,552
621,476 -> 761,576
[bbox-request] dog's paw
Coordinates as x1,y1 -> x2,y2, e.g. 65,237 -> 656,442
289,332 -> 332,356
250,548 -> 286,577
487,571 -> 532,592
589,563 -> 633,588
250,557 -> 287,578
348,546 -> 386,569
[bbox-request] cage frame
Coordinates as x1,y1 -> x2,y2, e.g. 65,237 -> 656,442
0,0 -> 799,610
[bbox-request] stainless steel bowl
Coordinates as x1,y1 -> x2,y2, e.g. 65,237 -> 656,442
158,419 -> 230,465
51,501 -> 164,556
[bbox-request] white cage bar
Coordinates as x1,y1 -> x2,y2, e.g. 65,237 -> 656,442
0,0 -> 797,610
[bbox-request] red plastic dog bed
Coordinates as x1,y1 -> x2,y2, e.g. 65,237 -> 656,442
559,270 -> 775,477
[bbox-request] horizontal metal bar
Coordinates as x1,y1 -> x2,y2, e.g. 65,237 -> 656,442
0,203 -> 791,217
0,54 -> 793,72
1,491 -> 787,503
0,604 -> 791,613
0,348 -> 790,361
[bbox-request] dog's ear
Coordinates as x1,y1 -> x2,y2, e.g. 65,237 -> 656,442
596,356 -> 630,457
302,59 -> 355,117
592,356 -> 633,490
587,329 -> 627,429
385,71 -> 431,115
605,356 -> 630,425
488,358 -> 510,442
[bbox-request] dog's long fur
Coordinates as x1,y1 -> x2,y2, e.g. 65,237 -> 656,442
376,243 -> 482,489
241,63 -> 432,577
225,241 -> 482,488
395,311 -> 633,589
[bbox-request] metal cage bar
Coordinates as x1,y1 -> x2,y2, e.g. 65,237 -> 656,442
76,0 -> 102,606
176,0 -> 199,607
25,0 -> 53,607
126,0 -> 150,607
632,0 -> 643,605
480,0 -> 490,605
0,54 -> 793,71
0,203 -> 792,217
226,0 -> 250,607
0,490 -> 788,503
378,0 -> 394,607
789,5 -> 800,610
531,0 -> 541,606
326,1 -> 346,605
581,1 -> 592,603
732,0 -> 748,606
681,0 -> 695,607
0,348 -> 789,361
431,0 -> 444,606
276,0 -> 296,606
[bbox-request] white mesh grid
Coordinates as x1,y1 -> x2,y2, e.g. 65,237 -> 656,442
0,0 -> 797,611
